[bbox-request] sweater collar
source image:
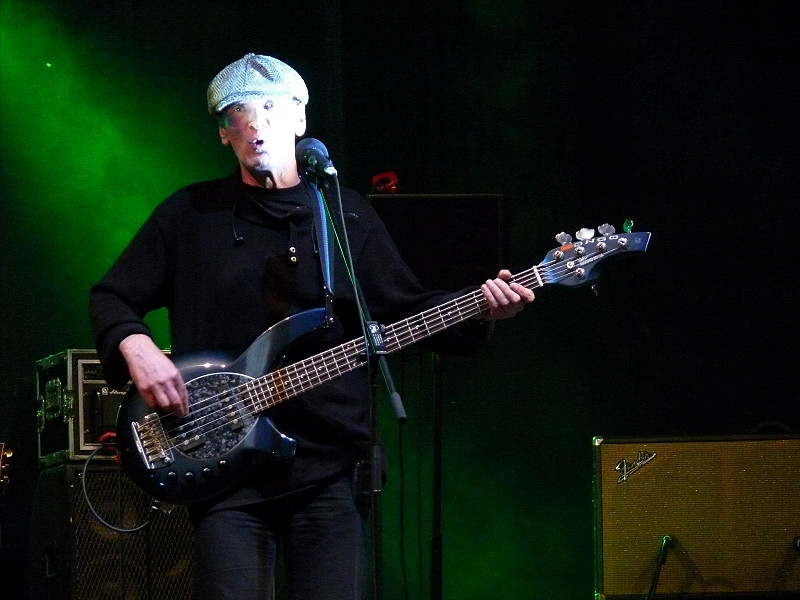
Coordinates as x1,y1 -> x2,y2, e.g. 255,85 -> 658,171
238,178 -> 314,221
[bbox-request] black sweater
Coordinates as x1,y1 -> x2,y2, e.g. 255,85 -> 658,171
89,172 -> 490,508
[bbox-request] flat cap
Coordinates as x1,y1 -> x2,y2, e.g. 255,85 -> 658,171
207,53 -> 309,114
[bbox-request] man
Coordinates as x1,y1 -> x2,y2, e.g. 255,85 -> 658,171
89,53 -> 533,600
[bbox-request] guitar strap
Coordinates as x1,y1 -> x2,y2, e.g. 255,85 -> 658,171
310,182 -> 336,327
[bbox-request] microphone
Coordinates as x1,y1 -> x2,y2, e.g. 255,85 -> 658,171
296,137 -> 337,176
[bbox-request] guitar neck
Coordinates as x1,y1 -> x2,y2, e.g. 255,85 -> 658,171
385,265 -> 545,352
248,265 -> 545,413
384,292 -> 486,352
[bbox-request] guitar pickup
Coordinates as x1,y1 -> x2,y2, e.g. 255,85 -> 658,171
174,432 -> 206,452
227,412 -> 246,431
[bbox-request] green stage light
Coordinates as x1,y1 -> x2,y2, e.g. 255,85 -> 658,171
1,0 -> 228,346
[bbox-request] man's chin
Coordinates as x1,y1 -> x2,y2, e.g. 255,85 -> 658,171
240,164 -> 275,187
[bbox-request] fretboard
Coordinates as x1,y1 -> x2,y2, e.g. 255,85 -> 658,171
243,264 -> 546,414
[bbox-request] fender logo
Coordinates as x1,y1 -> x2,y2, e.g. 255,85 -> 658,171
615,450 -> 657,483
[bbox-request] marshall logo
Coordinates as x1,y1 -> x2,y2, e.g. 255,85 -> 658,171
615,449 -> 657,483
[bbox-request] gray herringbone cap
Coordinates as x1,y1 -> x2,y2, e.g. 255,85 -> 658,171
207,53 -> 309,114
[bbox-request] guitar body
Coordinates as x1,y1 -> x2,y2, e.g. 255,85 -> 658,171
116,308 -> 328,505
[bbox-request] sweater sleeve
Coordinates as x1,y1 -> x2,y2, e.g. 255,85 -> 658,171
88,201 -> 173,388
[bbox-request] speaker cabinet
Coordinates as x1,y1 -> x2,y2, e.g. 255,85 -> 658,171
29,463 -> 193,600
593,436 -> 800,599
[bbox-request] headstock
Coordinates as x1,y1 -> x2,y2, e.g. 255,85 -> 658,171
540,221 -> 650,287
0,442 -> 11,494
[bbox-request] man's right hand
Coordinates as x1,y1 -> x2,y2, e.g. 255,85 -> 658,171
119,334 -> 189,417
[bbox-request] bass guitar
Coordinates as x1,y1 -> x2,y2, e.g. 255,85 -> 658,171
116,225 -> 650,504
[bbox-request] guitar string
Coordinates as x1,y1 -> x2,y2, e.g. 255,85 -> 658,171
153,245 -> 622,447
153,254 -> 584,448
153,247 -> 609,447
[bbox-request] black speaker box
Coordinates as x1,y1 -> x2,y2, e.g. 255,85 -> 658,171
594,435 -> 800,599
29,463 -> 193,600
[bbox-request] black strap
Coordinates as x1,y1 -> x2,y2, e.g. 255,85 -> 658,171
310,182 -> 336,327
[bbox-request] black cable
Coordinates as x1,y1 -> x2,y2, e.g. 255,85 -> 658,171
80,443 -> 156,534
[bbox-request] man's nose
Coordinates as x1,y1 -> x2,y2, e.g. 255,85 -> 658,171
249,107 -> 270,130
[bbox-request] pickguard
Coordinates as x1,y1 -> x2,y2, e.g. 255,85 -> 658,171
177,372 -> 256,460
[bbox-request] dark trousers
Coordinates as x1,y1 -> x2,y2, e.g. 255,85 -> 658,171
192,476 -> 367,600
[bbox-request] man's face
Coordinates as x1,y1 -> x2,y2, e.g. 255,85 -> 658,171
218,96 -> 306,186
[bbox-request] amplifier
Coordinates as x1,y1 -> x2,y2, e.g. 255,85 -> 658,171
35,349 -> 127,465
29,462 -> 193,599
593,435 -> 800,599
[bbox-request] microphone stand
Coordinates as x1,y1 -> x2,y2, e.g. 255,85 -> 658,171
644,535 -> 671,600
305,170 -> 407,600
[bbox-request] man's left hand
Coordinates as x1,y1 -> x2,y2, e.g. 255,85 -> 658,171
480,269 -> 535,320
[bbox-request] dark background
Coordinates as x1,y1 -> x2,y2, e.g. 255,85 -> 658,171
1,1 -> 798,598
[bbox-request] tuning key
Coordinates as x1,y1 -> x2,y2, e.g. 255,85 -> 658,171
555,232 -> 572,245
623,219 -> 633,233
597,223 -> 615,236
575,228 -> 595,241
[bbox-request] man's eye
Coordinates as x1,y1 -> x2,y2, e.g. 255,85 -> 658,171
264,99 -> 275,110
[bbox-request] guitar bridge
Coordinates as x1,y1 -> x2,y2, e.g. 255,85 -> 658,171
132,413 -> 174,469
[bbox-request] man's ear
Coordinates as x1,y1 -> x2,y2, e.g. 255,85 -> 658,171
295,105 -> 307,137
219,123 -> 231,146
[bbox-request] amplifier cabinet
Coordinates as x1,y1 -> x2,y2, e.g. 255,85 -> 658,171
593,435 -> 800,599
29,462 -> 193,600
35,349 -> 126,464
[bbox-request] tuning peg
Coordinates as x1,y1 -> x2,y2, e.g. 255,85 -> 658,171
623,219 -> 633,233
597,223 -> 615,236
555,232 -> 572,245
575,228 -> 595,241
